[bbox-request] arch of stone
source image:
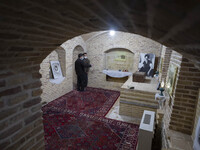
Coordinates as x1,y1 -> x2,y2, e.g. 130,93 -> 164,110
0,0 -> 200,149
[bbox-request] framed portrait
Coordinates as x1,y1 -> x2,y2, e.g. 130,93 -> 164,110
138,53 -> 155,77
50,61 -> 63,79
166,64 -> 178,96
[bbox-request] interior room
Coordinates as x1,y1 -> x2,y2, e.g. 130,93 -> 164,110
0,1 -> 200,150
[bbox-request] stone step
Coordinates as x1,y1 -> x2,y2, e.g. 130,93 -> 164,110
120,90 -> 156,99
120,98 -> 158,109
120,91 -> 155,100
120,88 -> 156,94
120,96 -> 158,107
120,95 -> 157,105
121,88 -> 155,94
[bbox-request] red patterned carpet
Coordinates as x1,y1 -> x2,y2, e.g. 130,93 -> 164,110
42,87 -> 139,150
42,87 -> 120,117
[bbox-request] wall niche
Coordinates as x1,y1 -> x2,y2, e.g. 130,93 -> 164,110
104,48 -> 134,83
105,48 -> 134,72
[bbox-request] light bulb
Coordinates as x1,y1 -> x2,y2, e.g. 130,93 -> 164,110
109,30 -> 115,36
167,83 -> 170,88
161,81 -> 165,88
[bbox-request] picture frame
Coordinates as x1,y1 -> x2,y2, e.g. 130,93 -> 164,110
138,53 -> 155,77
159,57 -> 164,74
166,64 -> 178,96
50,61 -> 63,79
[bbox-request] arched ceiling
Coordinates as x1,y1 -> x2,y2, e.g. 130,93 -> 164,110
0,0 -> 200,70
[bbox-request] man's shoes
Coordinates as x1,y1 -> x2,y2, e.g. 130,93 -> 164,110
77,87 -> 84,92
79,88 -> 85,92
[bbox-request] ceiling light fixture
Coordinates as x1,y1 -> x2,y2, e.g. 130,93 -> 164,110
109,30 -> 115,36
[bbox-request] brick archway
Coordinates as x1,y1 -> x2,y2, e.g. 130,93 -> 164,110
1,0 -> 200,149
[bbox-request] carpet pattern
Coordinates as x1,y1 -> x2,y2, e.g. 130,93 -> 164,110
42,87 -> 120,117
42,87 -> 139,150
43,113 -> 139,150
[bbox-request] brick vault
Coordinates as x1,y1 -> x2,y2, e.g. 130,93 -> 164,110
0,0 -> 200,149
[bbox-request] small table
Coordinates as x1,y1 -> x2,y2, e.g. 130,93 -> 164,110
155,93 -> 166,109
132,71 -> 146,82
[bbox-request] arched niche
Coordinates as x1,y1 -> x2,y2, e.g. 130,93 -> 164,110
72,45 -> 84,89
55,47 -> 66,77
39,47 -> 67,104
104,48 -> 135,72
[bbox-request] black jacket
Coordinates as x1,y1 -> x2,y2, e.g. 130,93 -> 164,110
75,58 -> 91,76
83,58 -> 91,73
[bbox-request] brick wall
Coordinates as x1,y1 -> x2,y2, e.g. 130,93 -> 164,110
40,36 -> 86,103
85,31 -> 162,90
40,49 -> 69,104
162,50 -> 200,135
40,32 -> 162,97
0,35 -> 86,150
56,47 -> 66,77
160,46 -> 172,82
0,70 -> 45,150
0,1 -> 200,149
120,103 -> 157,119
163,51 -> 182,133
169,55 -> 200,134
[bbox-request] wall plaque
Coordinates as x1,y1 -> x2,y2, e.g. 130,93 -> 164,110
50,61 -> 63,79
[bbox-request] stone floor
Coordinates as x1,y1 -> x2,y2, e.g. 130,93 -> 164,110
167,130 -> 193,150
106,82 -> 194,150
106,97 -> 194,150
106,97 -> 141,125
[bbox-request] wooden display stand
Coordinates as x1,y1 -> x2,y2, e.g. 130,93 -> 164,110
132,71 -> 145,82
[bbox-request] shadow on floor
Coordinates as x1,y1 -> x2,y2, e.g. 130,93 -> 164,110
152,124 -> 162,150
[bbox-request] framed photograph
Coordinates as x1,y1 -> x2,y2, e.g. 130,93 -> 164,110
166,64 -> 178,96
159,57 -> 164,74
50,61 -> 63,79
138,53 -> 155,77
194,117 -> 200,150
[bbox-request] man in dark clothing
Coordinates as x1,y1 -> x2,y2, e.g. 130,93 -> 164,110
75,53 -> 91,91
83,53 -> 91,87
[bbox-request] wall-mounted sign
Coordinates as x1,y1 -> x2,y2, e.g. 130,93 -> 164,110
50,61 -> 63,79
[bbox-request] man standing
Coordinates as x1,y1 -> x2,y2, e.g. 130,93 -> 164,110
83,53 -> 91,88
75,53 -> 91,91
